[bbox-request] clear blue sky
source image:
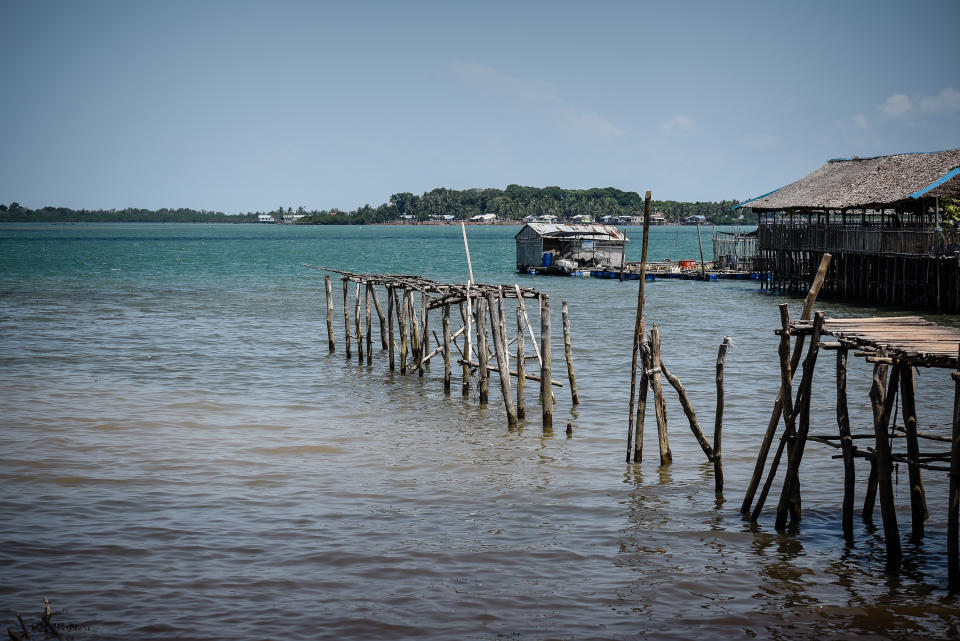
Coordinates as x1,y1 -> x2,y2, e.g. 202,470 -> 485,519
2,0 -> 958,213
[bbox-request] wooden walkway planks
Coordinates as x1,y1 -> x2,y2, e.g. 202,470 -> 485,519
788,316 -> 960,368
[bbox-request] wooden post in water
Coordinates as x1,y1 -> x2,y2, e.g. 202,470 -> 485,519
343,278 -> 351,359
516,307 -> 526,421
354,282 -> 363,363
650,324 -> 671,465
775,311 -> 825,531
442,304 -> 451,392
633,340 -> 649,463
398,289 -> 408,373
408,291 -> 420,371
561,301 -> 579,405
714,336 -> 732,493
540,295 -> 553,429
365,283 -> 373,365
741,253 -> 832,515
420,292 -> 429,378
863,359 -> 889,519
697,222 -> 706,280
900,365 -> 928,538
661,360 -> 714,460
487,291 -> 517,427
387,286 -> 395,371
477,296 -> 489,404
627,190 -> 652,462
325,275 -> 335,353
463,290 -> 473,397
871,362 -> 903,570
836,345 -> 855,540
948,347 -> 960,591
371,285 -> 387,350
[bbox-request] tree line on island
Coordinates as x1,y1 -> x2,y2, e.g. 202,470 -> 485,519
0,186 -> 751,225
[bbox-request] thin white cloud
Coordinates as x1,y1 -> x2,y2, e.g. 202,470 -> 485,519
450,61 -> 624,138
852,113 -> 870,129
916,87 -> 960,114
880,93 -> 912,117
661,115 -> 694,136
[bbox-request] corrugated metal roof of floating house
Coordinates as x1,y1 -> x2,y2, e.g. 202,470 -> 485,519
515,223 -> 627,241
736,149 -> 960,211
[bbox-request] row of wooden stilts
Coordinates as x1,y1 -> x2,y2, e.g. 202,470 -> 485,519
316,269 -> 579,429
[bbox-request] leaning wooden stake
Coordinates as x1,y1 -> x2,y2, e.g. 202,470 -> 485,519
477,296 -> 489,403
325,275 -> 335,352
627,190 -> 652,462
714,336 -> 732,493
540,295 -> 553,429
398,289 -> 408,373
387,286 -> 396,371
741,253 -> 831,515
343,278 -> 352,359
650,324 -> 671,465
442,304 -> 451,392
948,347 -> 960,591
419,292 -> 430,378
863,360 -> 889,519
661,360 -> 714,460
371,285 -> 388,350
872,362 -> 903,570
488,291 -> 517,426
365,283 -> 373,365
516,307 -> 526,421
561,301 -> 579,405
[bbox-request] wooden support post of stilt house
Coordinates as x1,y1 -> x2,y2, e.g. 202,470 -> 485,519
739,149 -> 960,312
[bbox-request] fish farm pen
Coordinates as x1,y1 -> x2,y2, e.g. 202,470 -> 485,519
741,149 -> 960,312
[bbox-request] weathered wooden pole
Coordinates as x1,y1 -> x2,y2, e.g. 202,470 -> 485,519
342,278 -> 352,359
371,285 -> 387,350
948,348 -> 960,591
540,295 -> 553,429
365,283 -> 373,365
408,291 -> 420,370
899,365 -> 928,539
516,307 -> 526,421
871,362 -> 903,570
627,190 -> 652,462
836,345 -> 856,540
650,324 -> 671,465
697,222 -> 706,280
398,289 -> 409,373
561,301 -> 579,405
420,292 -> 429,378
714,336 -> 732,493
442,304 -> 451,392
477,296 -> 489,403
463,292 -> 473,397
863,360 -> 889,519
325,275 -> 335,352
387,286 -> 396,371
660,360 -> 714,460
487,291 -> 517,426
775,311 -> 825,531
633,339 -> 649,463
354,282 -> 363,362
741,253 -> 831,515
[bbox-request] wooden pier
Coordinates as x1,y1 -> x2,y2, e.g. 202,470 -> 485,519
305,266 -> 580,429
742,311 -> 960,587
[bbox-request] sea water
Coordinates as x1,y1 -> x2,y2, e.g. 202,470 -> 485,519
1,223 -> 958,640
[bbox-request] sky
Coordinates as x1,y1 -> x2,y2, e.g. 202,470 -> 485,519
1,0 -> 959,213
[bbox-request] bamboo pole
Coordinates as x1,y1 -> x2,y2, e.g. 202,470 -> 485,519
516,307 -> 526,421
900,365 -> 928,538
948,347 -> 960,591
714,336 -> 732,493
442,304 -> 451,392
343,278 -> 352,359
741,253 -> 831,515
540,295 -> 553,429
456,359 -> 563,386
365,283 -> 373,365
477,296 -> 489,403
871,362 -> 903,570
387,286 -> 395,371
660,361 -> 713,460
487,291 -> 517,426
561,300 -> 579,405
325,275 -> 335,352
775,311 -> 825,531
650,324 -> 671,465
627,190 -> 653,462
836,345 -> 855,540
371,285 -> 387,350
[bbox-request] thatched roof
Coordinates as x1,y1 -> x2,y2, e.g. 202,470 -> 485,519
738,149 -> 960,210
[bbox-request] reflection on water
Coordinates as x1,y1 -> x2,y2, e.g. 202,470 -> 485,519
1,223 -> 958,639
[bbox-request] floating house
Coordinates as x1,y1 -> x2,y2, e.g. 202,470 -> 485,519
516,223 -> 627,274
738,149 -> 960,311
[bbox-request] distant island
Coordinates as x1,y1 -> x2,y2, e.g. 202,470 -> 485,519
0,186 -> 751,225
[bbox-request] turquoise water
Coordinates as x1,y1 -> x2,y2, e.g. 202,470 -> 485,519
1,223 -> 958,639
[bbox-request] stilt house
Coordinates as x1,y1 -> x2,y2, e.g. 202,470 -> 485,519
738,149 -> 960,311
515,223 -> 627,274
